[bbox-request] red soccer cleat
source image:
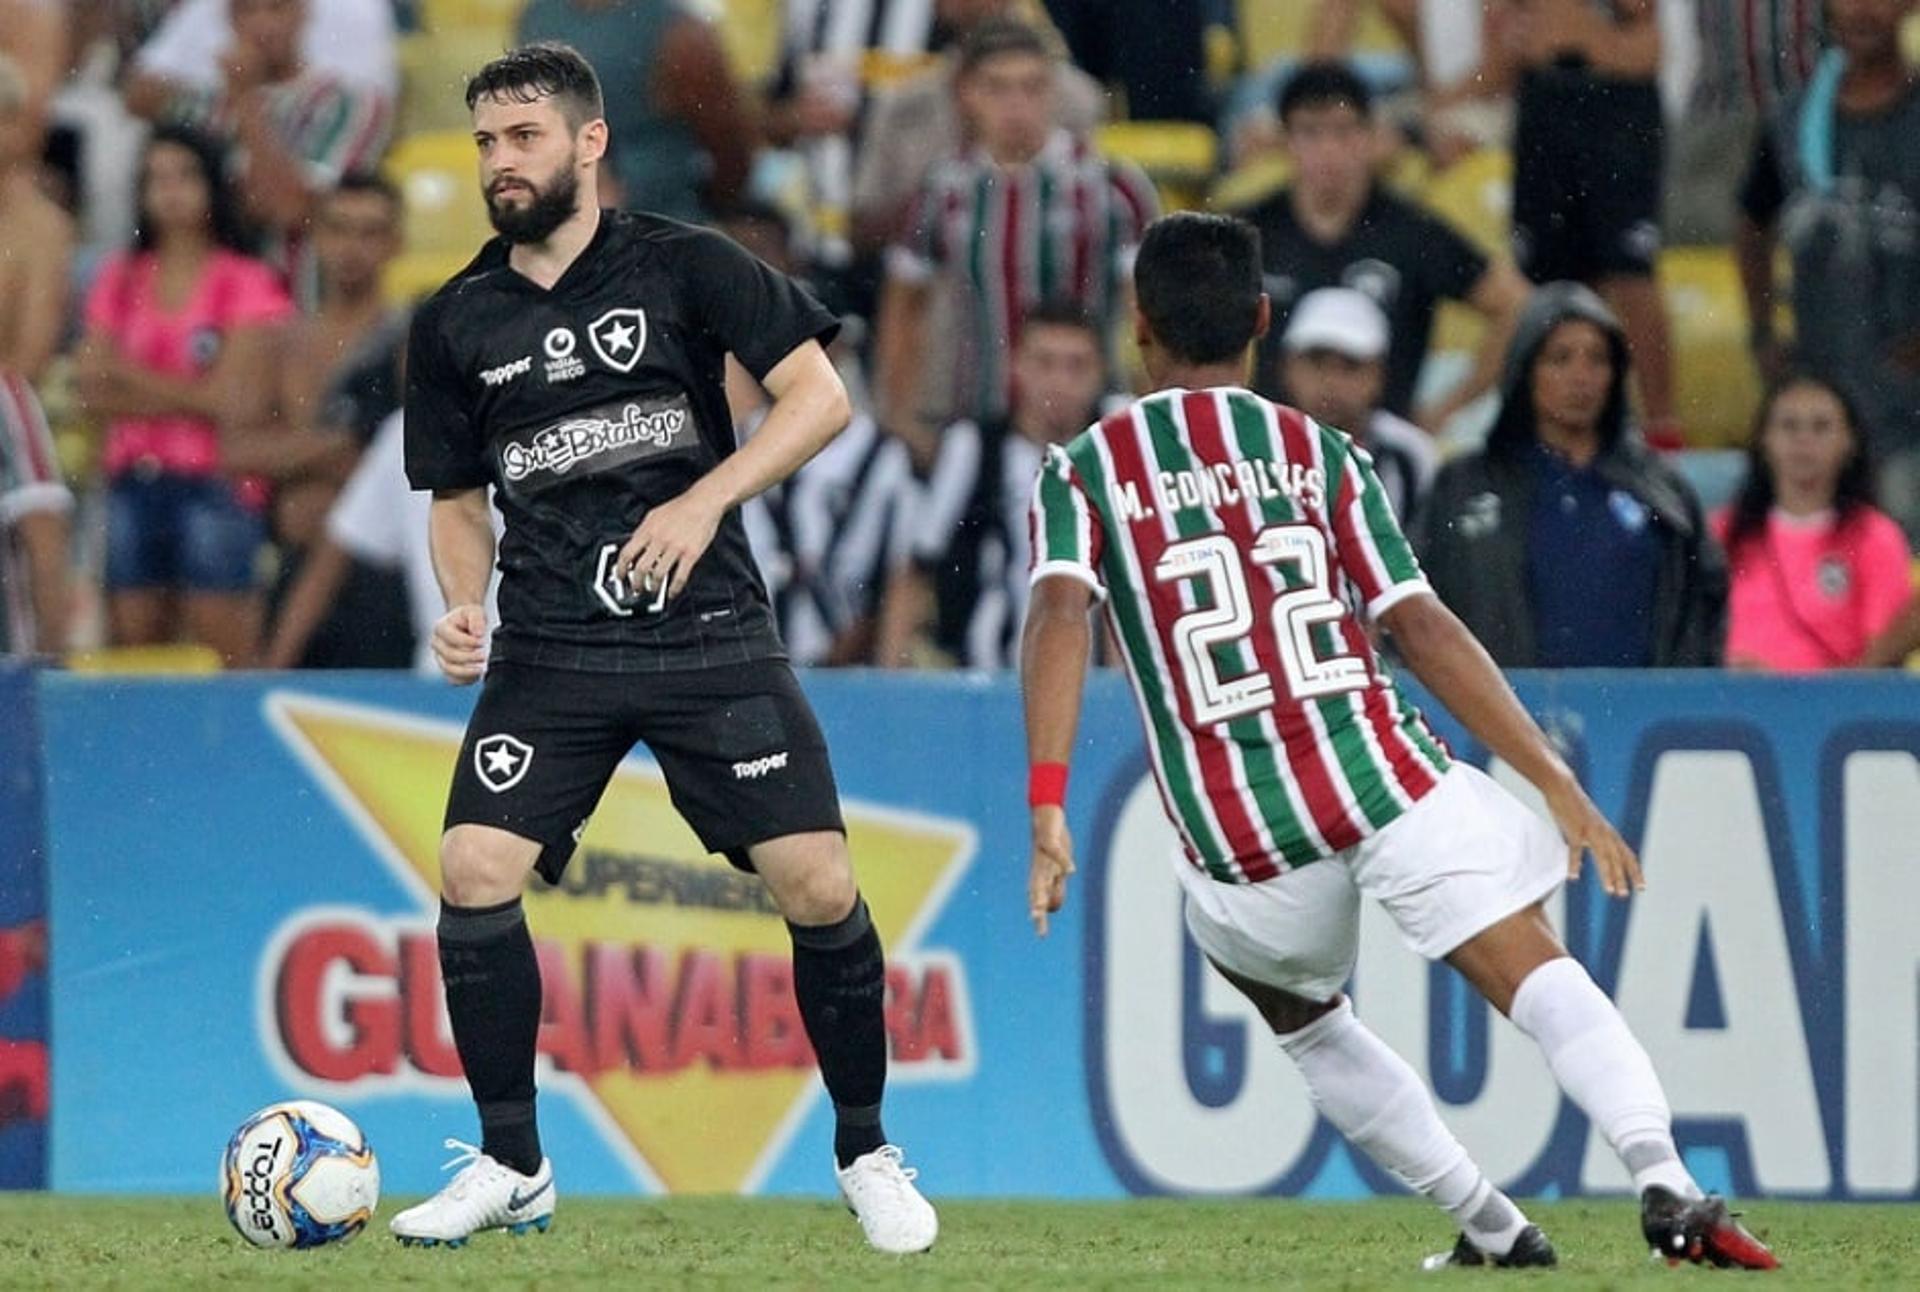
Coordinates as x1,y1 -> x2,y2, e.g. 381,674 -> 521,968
1641,1186 -> 1780,1270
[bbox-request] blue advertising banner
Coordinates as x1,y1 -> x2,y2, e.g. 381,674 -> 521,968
0,663 -> 48,1189
36,670 -> 1920,1201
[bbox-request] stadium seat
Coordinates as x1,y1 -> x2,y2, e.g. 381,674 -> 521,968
1411,148 -> 1513,356
1661,246 -> 1763,448
1417,147 -> 1512,260
1236,0 -> 1405,66
1209,154 -> 1290,213
715,0 -> 783,85
1671,448 -> 1748,513
65,644 -> 223,674
1096,122 -> 1218,213
420,0 -> 521,33
397,30 -> 512,136
383,131 -> 492,303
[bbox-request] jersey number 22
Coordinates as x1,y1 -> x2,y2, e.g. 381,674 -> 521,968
1153,524 -> 1368,725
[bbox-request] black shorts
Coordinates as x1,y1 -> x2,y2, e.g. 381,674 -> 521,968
444,657 -> 845,882
1511,69 -> 1664,283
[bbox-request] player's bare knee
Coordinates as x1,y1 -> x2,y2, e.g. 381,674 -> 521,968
1263,992 -> 1342,1035
439,826 -> 531,907
764,850 -> 856,926
786,860 -> 857,926
1212,958 -> 1340,1034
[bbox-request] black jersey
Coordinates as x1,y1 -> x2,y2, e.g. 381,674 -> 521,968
404,211 -> 840,672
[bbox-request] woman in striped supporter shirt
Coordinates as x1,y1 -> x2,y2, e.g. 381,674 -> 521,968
1716,371 -> 1917,671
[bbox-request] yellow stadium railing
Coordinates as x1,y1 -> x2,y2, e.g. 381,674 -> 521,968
65,644 -> 224,675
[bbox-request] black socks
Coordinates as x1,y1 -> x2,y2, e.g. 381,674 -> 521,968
789,896 -> 889,1168
440,892 -> 889,1175
439,897 -> 544,1177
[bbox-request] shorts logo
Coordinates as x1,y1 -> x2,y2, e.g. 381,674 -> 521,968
474,733 -> 534,793
480,355 -> 533,388
732,751 -> 790,781
588,308 -> 647,374
544,327 -> 584,384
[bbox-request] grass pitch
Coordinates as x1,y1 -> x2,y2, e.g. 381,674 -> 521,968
0,1195 -> 1908,1289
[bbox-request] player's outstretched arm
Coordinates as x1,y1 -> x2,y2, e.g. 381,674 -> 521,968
617,339 -> 849,601
1381,590 -> 1644,898
1021,576 -> 1096,936
428,487 -> 496,685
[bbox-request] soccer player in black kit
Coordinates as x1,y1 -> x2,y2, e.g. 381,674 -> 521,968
389,43 -> 937,1254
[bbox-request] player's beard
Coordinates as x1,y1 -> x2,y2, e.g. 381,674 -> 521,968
486,160 -> 581,245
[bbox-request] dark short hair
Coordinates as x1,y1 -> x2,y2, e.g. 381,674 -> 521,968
135,123 -> 253,255
1019,299 -> 1101,343
328,171 -> 402,212
1278,60 -> 1372,123
957,18 -> 1053,77
465,41 -> 604,128
1134,213 -> 1264,365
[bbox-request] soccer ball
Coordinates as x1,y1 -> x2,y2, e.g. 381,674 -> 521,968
220,1100 -> 380,1249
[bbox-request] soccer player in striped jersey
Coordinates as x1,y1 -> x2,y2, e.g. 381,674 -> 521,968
1021,213 -> 1778,1270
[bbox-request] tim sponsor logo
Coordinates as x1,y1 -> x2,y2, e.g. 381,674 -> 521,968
732,752 -> 789,781
480,355 -> 533,388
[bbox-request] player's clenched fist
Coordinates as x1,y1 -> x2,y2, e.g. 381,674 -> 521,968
1028,805 -> 1076,937
432,604 -> 489,684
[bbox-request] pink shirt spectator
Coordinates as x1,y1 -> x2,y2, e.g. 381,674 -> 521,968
84,249 -> 292,484
1715,506 -> 1916,671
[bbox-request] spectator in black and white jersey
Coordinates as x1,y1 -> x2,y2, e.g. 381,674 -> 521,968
875,300 -> 1109,668
743,411 -> 917,665
763,0 -> 945,273
723,201 -> 918,665
1244,63 -> 1530,436
1281,288 -> 1437,527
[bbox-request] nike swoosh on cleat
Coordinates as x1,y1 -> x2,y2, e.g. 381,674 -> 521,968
509,1176 -> 553,1212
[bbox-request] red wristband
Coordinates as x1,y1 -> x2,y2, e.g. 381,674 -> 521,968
1028,762 -> 1069,808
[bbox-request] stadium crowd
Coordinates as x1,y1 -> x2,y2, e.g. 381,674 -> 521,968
0,0 -> 1917,674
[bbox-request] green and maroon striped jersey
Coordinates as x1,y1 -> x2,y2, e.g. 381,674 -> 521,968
889,130 -> 1157,423
1029,386 -> 1451,882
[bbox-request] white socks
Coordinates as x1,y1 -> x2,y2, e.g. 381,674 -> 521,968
1510,956 -> 1701,1200
1280,999 -> 1528,1256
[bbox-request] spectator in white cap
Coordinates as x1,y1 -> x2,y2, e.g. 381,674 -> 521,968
1283,287 -> 1437,526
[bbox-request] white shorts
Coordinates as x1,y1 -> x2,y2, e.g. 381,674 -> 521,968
1177,763 -> 1566,1001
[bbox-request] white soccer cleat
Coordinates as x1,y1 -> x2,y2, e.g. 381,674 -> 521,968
389,1139 -> 555,1248
835,1144 -> 938,1254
